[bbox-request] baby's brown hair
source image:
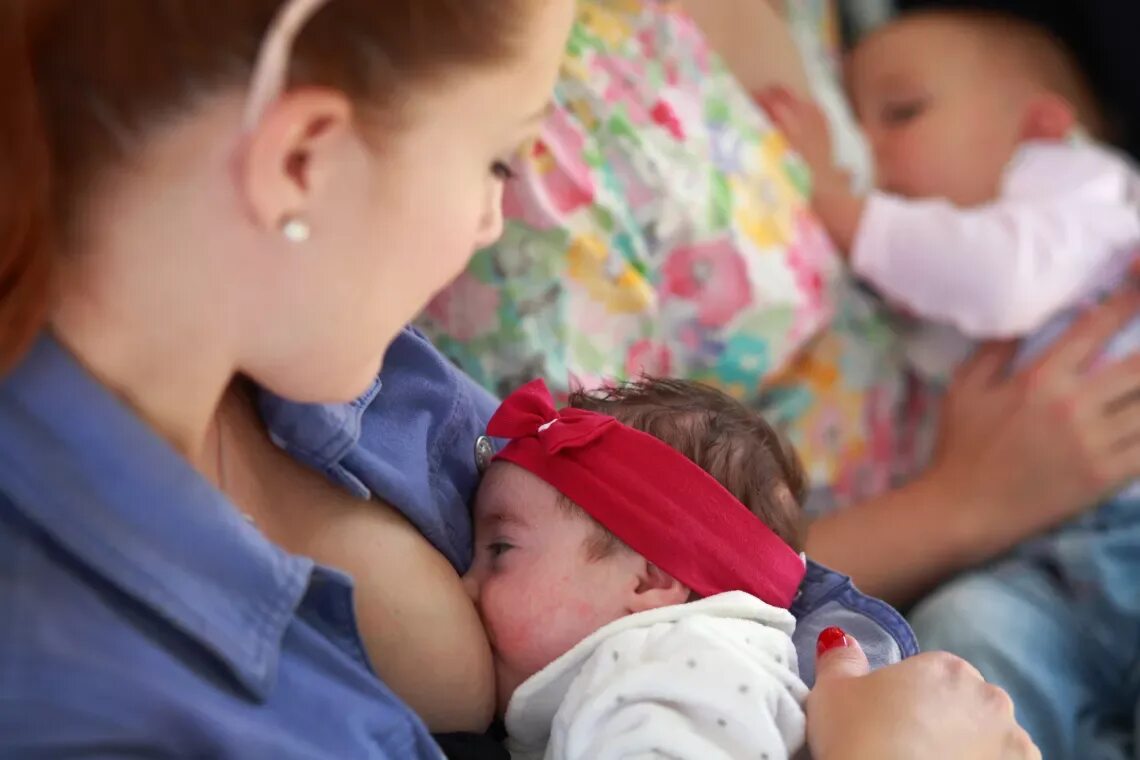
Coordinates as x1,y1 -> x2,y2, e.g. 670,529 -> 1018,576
563,377 -> 807,558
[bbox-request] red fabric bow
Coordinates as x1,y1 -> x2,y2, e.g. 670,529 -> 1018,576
486,381 -> 616,455
487,380 -> 805,609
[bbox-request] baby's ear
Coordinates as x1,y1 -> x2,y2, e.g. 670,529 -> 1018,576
1020,93 -> 1077,141
627,561 -> 691,614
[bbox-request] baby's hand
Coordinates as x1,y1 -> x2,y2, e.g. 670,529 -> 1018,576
756,86 -> 864,254
756,87 -> 837,186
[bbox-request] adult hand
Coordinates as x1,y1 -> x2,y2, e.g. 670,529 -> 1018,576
926,281 -> 1140,564
807,628 -> 1040,760
805,275 -> 1140,604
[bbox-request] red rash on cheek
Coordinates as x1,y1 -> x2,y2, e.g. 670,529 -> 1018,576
481,580 -> 552,669
486,573 -> 595,680
490,611 -> 540,663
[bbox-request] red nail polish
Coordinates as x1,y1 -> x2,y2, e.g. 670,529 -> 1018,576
817,626 -> 850,656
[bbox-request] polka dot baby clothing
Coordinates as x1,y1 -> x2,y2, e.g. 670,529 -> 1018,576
505,592 -> 807,759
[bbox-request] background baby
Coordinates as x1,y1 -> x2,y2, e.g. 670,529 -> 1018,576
464,378 -> 810,759
759,9 -> 1138,372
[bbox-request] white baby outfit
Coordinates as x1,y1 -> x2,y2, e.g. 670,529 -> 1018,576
850,139 -> 1140,379
505,591 -> 808,760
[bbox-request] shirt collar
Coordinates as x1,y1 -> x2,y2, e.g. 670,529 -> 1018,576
257,356 -> 383,471
0,335 -> 313,699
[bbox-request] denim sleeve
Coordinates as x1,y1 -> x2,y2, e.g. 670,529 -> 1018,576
791,560 -> 920,686
338,328 -> 499,572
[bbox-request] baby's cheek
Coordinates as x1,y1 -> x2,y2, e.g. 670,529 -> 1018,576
570,599 -> 596,620
488,609 -> 541,670
484,576 -> 591,679
481,582 -> 548,672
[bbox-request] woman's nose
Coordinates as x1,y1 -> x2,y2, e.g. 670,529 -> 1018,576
473,183 -> 506,250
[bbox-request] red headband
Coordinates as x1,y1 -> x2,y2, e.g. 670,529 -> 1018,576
488,380 -> 805,609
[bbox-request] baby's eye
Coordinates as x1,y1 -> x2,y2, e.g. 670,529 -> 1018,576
881,100 -> 927,126
488,541 -> 514,558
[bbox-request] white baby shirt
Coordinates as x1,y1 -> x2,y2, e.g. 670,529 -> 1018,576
505,591 -> 808,760
850,139 -> 1140,382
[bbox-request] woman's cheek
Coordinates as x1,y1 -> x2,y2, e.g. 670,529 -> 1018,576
448,188 -> 497,274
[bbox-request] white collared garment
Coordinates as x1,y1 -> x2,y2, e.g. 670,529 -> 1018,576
852,139 -> 1140,348
505,591 -> 807,760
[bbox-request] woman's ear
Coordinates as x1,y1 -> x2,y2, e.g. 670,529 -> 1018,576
627,559 -> 691,614
235,88 -> 354,233
1020,93 -> 1077,142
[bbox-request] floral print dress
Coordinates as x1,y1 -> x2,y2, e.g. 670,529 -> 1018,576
416,0 -> 938,512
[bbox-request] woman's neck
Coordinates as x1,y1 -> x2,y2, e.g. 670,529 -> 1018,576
50,298 -> 236,463
43,96 -> 258,463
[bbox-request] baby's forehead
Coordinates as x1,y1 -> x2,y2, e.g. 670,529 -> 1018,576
859,15 -> 998,62
849,18 -> 991,90
474,461 -> 561,516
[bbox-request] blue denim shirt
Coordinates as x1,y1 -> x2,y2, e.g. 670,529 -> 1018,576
0,335 -> 448,759
0,328 -> 915,757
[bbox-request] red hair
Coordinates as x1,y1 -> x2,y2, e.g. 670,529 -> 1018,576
0,0 -> 530,372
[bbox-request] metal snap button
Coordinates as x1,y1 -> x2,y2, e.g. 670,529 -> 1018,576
474,435 -> 494,473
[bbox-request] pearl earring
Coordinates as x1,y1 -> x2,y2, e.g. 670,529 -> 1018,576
279,214 -> 311,244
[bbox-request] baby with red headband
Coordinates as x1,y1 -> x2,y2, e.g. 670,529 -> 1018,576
463,378 -> 810,759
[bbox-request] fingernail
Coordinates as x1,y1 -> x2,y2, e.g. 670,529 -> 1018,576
817,627 -> 851,656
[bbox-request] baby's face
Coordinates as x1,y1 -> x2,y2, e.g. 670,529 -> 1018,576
848,19 -> 1027,206
464,463 -> 642,714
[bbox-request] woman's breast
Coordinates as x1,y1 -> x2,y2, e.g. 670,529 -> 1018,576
236,424 -> 495,734
293,493 -> 496,734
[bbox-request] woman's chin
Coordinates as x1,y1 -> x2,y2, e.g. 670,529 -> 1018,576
257,355 -> 384,406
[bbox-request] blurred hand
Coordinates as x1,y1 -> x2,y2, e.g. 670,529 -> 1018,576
756,86 -> 836,183
928,281 -> 1140,561
756,86 -> 863,252
807,629 -> 1040,760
